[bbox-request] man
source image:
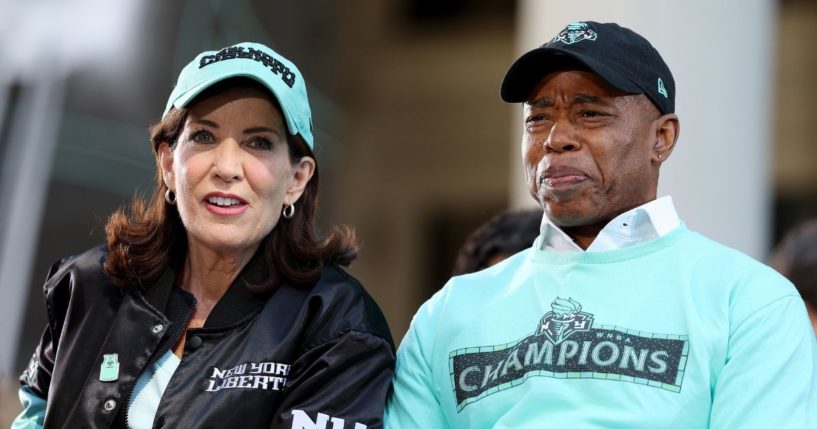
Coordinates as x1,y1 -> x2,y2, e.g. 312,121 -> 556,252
385,21 -> 817,428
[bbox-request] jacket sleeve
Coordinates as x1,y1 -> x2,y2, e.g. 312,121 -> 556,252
16,258 -> 70,422
11,386 -> 46,429
709,294 -> 817,428
270,330 -> 395,429
384,304 -> 448,428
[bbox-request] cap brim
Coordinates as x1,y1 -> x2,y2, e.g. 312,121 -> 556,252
500,47 -> 643,102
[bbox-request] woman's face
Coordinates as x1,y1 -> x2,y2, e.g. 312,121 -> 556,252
158,86 -> 315,256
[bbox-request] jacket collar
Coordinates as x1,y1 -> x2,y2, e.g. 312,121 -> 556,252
140,244 -> 272,329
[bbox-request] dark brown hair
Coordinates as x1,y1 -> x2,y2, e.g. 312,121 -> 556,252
770,220 -> 817,309
452,208 -> 543,276
104,80 -> 357,291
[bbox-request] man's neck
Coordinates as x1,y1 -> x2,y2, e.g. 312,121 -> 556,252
540,196 -> 681,253
560,221 -> 609,250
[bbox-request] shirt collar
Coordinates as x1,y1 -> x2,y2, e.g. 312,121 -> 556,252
537,196 -> 680,253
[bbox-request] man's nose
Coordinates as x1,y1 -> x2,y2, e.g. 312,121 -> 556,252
545,121 -> 581,152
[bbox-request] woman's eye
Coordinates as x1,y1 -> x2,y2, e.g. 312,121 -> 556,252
190,130 -> 215,144
248,137 -> 274,150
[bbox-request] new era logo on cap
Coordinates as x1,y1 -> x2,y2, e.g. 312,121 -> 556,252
658,77 -> 668,98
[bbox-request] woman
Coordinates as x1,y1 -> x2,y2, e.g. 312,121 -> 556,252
14,42 -> 395,429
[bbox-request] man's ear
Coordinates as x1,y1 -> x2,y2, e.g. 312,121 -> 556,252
284,156 -> 316,206
158,142 -> 175,189
652,113 -> 680,164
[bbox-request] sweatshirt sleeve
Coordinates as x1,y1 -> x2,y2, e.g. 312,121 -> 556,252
384,304 -> 448,429
269,330 -> 395,429
709,294 -> 817,428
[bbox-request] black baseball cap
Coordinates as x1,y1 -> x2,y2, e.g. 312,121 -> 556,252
500,21 -> 675,115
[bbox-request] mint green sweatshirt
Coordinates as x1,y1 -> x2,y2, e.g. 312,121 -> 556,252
385,226 -> 817,428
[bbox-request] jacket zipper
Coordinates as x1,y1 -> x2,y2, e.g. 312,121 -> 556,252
123,304 -> 195,428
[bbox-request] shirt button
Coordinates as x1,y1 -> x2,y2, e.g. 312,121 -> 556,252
103,399 -> 116,411
187,335 -> 202,350
152,324 -> 163,334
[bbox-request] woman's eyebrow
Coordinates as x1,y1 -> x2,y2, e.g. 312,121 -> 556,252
243,126 -> 280,135
193,118 -> 219,128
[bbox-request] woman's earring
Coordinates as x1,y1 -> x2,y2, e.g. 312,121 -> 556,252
165,189 -> 177,205
282,202 -> 295,219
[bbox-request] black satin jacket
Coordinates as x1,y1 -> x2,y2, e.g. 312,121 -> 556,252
20,245 -> 395,428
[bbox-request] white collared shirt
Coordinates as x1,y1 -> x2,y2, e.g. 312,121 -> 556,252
538,196 -> 681,252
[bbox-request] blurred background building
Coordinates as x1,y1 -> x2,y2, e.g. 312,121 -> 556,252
1,0 -> 815,421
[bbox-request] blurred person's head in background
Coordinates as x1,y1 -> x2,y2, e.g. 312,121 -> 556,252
452,208 -> 544,275
771,219 -> 817,334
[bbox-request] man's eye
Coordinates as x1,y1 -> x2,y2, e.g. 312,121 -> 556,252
525,114 -> 546,123
580,110 -> 607,118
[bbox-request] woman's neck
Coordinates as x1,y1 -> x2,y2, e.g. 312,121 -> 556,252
179,241 -> 259,324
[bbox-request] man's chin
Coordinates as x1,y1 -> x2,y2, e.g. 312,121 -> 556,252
543,203 -> 597,228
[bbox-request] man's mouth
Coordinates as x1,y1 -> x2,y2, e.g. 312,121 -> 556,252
541,166 -> 589,189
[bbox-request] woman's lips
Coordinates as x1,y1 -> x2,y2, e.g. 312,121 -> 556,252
205,202 -> 249,216
203,193 -> 249,216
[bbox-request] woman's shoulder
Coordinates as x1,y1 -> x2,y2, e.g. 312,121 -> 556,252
297,263 -> 394,350
42,244 -> 120,303
44,244 -> 111,284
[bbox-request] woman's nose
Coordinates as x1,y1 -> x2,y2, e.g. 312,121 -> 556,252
212,141 -> 243,182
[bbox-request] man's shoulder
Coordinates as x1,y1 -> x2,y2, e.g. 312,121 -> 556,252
415,248 -> 534,321
680,230 -> 784,277
678,229 -> 797,304
447,248 -> 531,291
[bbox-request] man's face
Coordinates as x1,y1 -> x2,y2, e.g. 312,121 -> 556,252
522,70 -> 660,228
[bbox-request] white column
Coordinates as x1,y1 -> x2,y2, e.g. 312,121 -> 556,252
510,0 -> 776,259
0,77 -> 65,376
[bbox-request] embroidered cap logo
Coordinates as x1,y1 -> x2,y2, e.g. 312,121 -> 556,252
657,77 -> 668,98
198,46 -> 297,88
552,22 -> 598,45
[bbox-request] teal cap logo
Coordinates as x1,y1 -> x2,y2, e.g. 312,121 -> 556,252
657,77 -> 668,98
552,22 -> 598,45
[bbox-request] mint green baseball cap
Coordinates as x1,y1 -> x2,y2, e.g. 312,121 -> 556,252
163,42 -> 314,149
